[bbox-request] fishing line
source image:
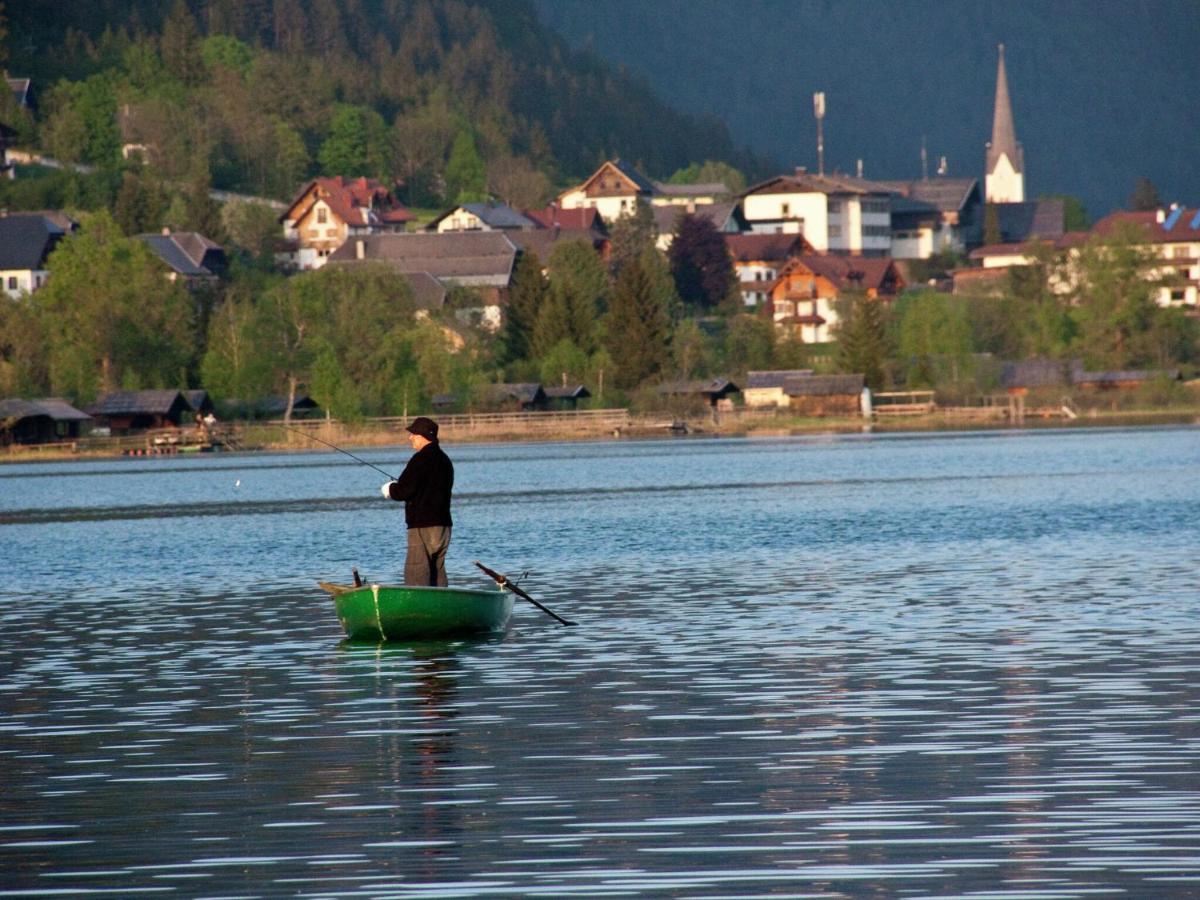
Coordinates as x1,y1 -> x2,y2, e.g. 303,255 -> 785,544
275,422 -> 396,480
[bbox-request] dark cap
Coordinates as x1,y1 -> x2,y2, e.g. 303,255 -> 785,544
406,416 -> 439,440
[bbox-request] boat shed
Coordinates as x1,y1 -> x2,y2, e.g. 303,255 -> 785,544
483,383 -> 547,412
656,378 -> 741,409
544,384 -> 591,410
743,370 -> 815,408
0,398 -> 92,444
87,390 -> 192,433
782,373 -> 865,416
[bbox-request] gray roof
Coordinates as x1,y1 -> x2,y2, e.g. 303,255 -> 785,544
653,181 -> 730,197
994,200 -> 1064,243
653,202 -> 742,236
327,232 -> 518,287
485,383 -> 546,404
544,384 -> 591,399
986,44 -> 1024,176
1000,359 -> 1080,389
403,272 -> 448,310
137,232 -> 224,277
611,159 -> 658,195
782,374 -> 865,396
746,370 -> 814,389
87,390 -> 189,416
0,214 -> 66,270
427,203 -> 536,231
0,398 -> 91,422
657,377 -> 740,396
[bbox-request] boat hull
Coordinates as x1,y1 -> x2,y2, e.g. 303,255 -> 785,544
326,583 -> 514,641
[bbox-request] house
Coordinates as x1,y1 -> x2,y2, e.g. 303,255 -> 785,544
651,181 -> 730,207
544,384 -> 591,410
183,390 -> 214,416
1000,358 -> 1180,394
725,233 -> 815,308
742,370 -> 815,408
654,202 -> 746,252
557,159 -> 659,222
0,212 -> 69,297
0,398 -> 92,445
1090,206 -> 1200,310
741,169 -> 892,256
988,199 -> 1065,245
782,373 -> 865,416
137,230 -> 227,285
427,202 -> 537,233
875,178 -> 983,259
86,390 -> 193,433
327,232 -> 520,330
277,176 -> 415,270
766,255 -> 904,343
482,383 -> 547,411
656,377 -> 740,409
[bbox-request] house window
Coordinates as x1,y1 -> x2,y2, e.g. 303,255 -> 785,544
317,207 -> 328,224
6,276 -> 16,290
781,203 -> 790,216
829,225 -> 842,237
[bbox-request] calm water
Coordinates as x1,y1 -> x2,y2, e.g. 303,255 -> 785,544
1,427 -> 1198,898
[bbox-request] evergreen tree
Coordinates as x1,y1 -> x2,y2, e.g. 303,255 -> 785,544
444,129 -> 487,204
160,0 -> 205,86
668,212 -> 737,312
836,295 -> 888,390
546,239 -> 608,352
1128,177 -> 1161,212
608,203 -> 657,279
604,249 -> 674,388
500,250 -> 548,364
318,104 -> 389,178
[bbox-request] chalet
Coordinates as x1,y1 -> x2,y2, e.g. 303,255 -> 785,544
0,212 -> 69,297
544,384 -> 591,410
483,383 -> 547,412
875,178 -> 983,259
277,176 -> 415,270
742,370 -> 815,408
558,159 -> 659,222
656,377 -> 740,410
1090,206 -> 1200,310
651,181 -> 730,207
782,373 -> 865,417
87,390 -> 193,433
741,169 -> 892,256
0,398 -> 92,445
137,230 -> 227,285
327,232 -> 519,330
725,233 -> 815,308
766,255 -> 904,343
427,202 -> 537,233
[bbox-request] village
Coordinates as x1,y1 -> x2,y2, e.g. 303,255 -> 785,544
1,46 -> 1198,454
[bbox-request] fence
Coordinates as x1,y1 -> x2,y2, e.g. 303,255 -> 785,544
261,409 -> 633,444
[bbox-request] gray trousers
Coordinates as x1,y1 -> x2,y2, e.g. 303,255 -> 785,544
404,526 -> 451,587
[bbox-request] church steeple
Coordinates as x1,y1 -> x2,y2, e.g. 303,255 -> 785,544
985,43 -> 1025,203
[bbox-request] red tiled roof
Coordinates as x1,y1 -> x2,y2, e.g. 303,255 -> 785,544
796,255 -> 901,293
1091,208 -> 1200,244
282,176 -> 415,227
725,232 -> 813,262
524,205 -> 606,232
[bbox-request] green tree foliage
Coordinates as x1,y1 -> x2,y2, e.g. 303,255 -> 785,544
0,294 -> 49,397
317,104 -> 389,178
722,313 -> 776,373
500,249 -> 549,365
443,129 -> 488,204
1040,194 -> 1090,231
220,198 -> 281,260
36,211 -> 194,401
43,74 -> 121,167
1004,240 -> 1074,358
835,295 -> 888,390
159,0 -> 204,86
113,168 -> 168,236
668,213 -> 737,312
608,203 -> 657,279
1069,225 -> 1162,369
604,248 -> 675,388
892,290 -> 973,390
667,160 -> 745,194
545,239 -> 608,352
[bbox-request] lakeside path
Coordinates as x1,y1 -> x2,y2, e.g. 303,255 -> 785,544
4,406 -> 1199,464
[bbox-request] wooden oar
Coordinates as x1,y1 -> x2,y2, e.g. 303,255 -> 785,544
475,560 -> 576,627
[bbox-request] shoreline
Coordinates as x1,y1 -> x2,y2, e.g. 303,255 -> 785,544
4,407 -> 1198,464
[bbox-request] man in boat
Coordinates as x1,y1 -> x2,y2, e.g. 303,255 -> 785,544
380,416 -> 454,586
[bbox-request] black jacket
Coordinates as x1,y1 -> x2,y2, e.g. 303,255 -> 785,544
386,442 -> 454,528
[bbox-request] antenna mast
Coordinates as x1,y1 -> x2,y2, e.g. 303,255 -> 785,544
813,92 -> 825,176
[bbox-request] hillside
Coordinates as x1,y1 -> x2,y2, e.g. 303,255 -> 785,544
1,0 -> 766,205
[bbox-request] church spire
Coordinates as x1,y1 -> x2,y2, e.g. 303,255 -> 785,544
985,43 -> 1025,203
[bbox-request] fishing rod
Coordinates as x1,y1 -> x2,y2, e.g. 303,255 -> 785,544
275,421 -> 396,480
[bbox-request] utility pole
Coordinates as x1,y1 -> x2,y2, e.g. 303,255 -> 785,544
813,91 -> 825,176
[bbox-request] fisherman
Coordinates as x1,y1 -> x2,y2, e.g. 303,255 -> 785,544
380,416 -> 454,587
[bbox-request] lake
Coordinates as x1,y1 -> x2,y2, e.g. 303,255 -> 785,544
1,426 -> 1198,897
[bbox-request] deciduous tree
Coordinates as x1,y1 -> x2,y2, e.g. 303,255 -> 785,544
668,213 -> 737,312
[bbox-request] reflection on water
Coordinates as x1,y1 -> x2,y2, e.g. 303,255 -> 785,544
1,427 -> 1198,896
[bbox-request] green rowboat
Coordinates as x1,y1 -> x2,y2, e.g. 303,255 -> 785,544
319,582 -> 515,641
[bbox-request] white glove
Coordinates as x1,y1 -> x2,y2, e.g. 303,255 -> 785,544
380,482 -> 393,499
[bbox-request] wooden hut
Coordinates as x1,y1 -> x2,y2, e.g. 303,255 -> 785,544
544,384 -> 591,410
0,398 -> 92,445
87,390 -> 192,434
782,374 -> 865,416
